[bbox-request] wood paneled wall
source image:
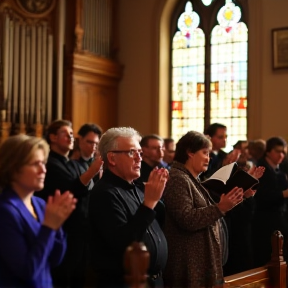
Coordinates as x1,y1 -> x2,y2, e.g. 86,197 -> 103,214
64,0 -> 122,133
65,52 -> 122,134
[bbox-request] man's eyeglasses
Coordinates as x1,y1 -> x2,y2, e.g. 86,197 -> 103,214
109,149 -> 143,158
85,140 -> 99,146
146,146 -> 165,151
57,131 -> 74,140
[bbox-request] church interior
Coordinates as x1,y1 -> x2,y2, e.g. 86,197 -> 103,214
0,0 -> 287,145
0,1 -> 288,287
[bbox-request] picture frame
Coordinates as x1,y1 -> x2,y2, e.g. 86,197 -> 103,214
272,27 -> 288,69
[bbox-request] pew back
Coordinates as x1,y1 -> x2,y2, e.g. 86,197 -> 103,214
224,230 -> 287,288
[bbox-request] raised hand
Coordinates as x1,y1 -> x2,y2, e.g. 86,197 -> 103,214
244,188 -> 257,198
248,166 -> 265,179
80,153 -> 104,185
217,187 -> 243,214
90,153 -> 104,174
143,167 -> 169,210
43,190 -> 77,230
223,149 -> 241,166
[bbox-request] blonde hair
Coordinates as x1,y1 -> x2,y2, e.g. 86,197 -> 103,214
0,134 -> 49,188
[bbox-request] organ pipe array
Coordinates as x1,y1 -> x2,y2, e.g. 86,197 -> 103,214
1,8 -> 53,137
82,0 -> 111,57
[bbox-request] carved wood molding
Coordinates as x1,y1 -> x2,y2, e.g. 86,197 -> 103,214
0,0 -> 56,22
68,52 -> 123,82
16,0 -> 56,17
74,0 -> 83,52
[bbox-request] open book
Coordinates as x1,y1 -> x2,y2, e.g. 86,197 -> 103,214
201,162 -> 259,194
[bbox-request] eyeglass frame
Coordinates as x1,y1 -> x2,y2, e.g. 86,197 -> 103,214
85,139 -> 99,146
109,149 -> 143,158
57,130 -> 74,140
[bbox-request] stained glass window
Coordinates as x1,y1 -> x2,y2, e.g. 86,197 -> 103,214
171,0 -> 248,151
171,2 -> 205,141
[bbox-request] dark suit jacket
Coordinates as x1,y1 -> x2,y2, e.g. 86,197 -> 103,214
75,156 -> 100,183
37,150 -> 94,286
89,169 -> 168,287
0,189 -> 66,288
38,150 -> 93,233
252,157 -> 288,267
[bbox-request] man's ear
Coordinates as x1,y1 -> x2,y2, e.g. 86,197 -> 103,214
107,152 -> 116,166
141,146 -> 148,154
78,136 -> 83,146
49,133 -> 57,144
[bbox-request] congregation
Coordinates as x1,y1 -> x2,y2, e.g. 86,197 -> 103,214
0,120 -> 288,288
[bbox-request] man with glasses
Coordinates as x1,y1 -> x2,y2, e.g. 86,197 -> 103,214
88,127 -> 169,288
38,120 -> 103,288
136,134 -> 165,186
161,138 -> 176,170
71,123 -> 103,183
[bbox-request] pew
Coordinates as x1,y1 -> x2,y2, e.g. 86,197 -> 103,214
224,230 -> 286,288
124,231 -> 287,288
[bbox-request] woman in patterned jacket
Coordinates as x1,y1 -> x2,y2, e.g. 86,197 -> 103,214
163,131 -> 243,288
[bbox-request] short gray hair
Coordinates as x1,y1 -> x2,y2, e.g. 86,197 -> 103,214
98,127 -> 141,163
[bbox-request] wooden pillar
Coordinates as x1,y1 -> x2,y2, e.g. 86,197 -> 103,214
268,230 -> 287,288
124,242 -> 150,288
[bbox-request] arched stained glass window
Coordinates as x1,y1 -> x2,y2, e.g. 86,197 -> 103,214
171,0 -> 248,151
171,2 -> 205,141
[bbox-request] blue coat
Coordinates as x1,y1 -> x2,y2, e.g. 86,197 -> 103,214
0,189 -> 67,288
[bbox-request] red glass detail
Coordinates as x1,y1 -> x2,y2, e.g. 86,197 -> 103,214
172,101 -> 183,110
238,97 -> 246,109
225,26 -> 232,33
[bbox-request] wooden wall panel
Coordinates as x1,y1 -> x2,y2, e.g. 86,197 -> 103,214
65,52 -> 122,134
71,81 -> 118,133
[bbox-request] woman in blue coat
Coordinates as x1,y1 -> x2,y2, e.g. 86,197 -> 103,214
0,135 -> 77,288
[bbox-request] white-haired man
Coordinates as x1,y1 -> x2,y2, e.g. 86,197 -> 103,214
88,127 -> 169,288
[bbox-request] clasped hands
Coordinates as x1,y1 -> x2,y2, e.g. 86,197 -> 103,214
143,167 -> 169,210
43,190 -> 77,230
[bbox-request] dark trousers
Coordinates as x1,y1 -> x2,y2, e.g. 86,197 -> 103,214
52,232 -> 88,288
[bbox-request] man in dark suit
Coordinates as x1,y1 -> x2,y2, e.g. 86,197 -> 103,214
134,134 -> 166,227
76,123 -> 102,170
70,123 -> 103,183
135,134 -> 165,186
161,138 -> 176,170
88,127 -> 169,288
38,120 -> 103,288
200,123 -> 240,181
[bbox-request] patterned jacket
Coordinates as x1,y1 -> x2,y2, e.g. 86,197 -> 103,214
163,161 -> 225,287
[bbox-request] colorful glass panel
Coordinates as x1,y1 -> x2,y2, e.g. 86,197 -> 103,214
171,0 -> 248,148
211,1 -> 248,151
171,2 -> 205,142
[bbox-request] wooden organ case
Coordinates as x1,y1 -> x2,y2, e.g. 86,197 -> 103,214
0,0 -> 122,142
64,0 -> 122,134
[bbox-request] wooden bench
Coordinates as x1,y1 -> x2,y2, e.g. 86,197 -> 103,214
224,230 -> 286,288
124,231 -> 287,288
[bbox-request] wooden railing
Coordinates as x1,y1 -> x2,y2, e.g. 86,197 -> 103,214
124,241 -> 150,288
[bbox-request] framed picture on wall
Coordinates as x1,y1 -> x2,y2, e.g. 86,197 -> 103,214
272,27 -> 288,69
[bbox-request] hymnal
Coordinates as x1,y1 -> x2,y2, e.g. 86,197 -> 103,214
201,162 -> 259,194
